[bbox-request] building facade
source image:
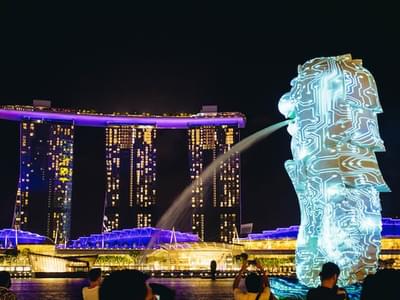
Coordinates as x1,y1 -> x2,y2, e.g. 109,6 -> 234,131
15,120 -> 74,243
188,124 -> 241,243
1,104 -> 245,242
104,126 -> 157,231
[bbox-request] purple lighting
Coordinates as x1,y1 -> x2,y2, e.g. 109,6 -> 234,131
0,107 -> 246,128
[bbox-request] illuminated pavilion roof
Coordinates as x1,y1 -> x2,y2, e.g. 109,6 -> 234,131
0,105 -> 246,128
0,229 -> 53,248
243,218 -> 400,240
245,225 -> 299,240
381,218 -> 400,237
66,227 -> 199,249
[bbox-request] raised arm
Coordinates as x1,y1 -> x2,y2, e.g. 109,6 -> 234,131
233,261 -> 248,290
256,259 -> 270,288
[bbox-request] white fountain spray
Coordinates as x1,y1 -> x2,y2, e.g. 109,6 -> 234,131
149,119 -> 290,249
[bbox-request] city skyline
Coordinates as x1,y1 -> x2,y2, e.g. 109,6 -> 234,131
0,103 -> 245,242
0,2 -> 399,238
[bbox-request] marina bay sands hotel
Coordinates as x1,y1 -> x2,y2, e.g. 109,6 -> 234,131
0,101 -> 246,244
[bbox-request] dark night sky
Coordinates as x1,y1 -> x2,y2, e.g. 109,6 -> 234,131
0,2 -> 399,238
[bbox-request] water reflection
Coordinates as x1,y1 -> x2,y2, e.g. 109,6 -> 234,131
10,277 -> 362,300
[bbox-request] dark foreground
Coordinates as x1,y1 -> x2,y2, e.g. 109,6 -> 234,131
10,277 -> 362,300
10,278 -> 233,300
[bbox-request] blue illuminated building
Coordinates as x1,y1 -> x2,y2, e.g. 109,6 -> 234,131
2,218 -> 399,249
246,226 -> 299,240
0,229 -> 53,248
381,218 -> 400,237
0,103 -> 245,244
65,227 -> 199,249
15,119 -> 74,244
244,218 -> 400,241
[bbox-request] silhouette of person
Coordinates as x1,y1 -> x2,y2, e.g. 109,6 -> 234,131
233,259 -> 273,300
360,268 -> 400,299
0,271 -> 17,300
82,268 -> 102,300
307,262 -> 347,300
100,269 -> 174,300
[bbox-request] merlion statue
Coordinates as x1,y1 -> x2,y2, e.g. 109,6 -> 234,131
278,54 -> 390,286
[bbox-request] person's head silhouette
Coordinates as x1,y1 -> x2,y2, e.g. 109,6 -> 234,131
319,262 -> 340,288
0,271 -> 12,289
100,269 -> 153,300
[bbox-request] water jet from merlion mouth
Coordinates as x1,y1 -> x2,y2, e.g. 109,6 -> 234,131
151,120 -> 290,243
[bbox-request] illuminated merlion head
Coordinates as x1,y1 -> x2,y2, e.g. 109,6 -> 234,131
279,54 -> 389,286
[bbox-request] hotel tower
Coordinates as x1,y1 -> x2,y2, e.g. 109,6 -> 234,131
104,126 -> 157,231
188,106 -> 241,243
0,102 -> 245,243
15,118 -> 74,244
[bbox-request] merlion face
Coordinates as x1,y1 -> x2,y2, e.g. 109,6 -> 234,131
279,54 -> 389,286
